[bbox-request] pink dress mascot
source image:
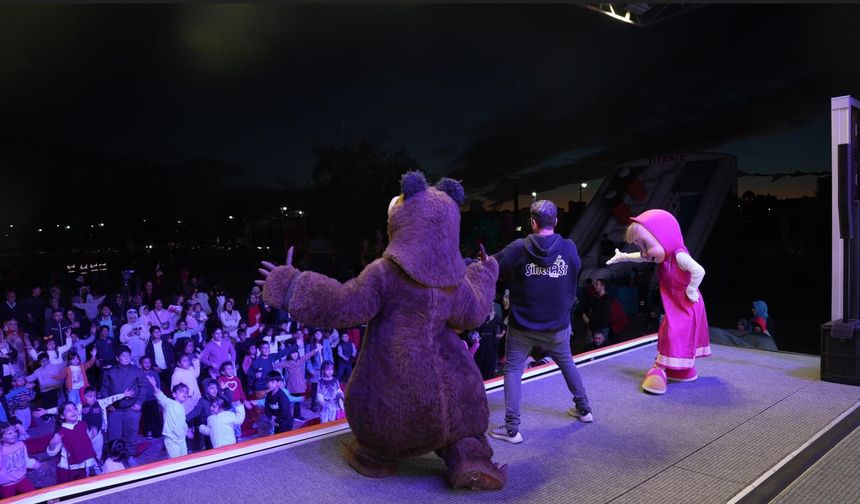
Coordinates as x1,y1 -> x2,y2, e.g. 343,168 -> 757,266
607,209 -> 710,394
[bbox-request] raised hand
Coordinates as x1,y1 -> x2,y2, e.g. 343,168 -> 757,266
478,243 -> 488,262
606,248 -> 626,266
255,247 -> 295,289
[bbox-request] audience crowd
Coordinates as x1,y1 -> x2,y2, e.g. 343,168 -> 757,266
0,272 -> 367,496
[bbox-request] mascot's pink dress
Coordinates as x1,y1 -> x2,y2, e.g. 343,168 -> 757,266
633,211 -> 711,369
609,209 -> 710,394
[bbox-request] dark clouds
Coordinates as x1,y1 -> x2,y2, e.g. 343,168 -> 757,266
0,4 -> 857,218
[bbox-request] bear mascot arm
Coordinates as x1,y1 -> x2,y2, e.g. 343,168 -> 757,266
447,256 -> 499,331
261,258 -> 385,330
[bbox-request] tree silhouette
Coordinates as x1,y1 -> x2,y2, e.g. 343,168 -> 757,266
309,139 -> 422,270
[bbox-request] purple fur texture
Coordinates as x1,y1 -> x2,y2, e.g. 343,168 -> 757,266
435,178 -> 465,205
400,171 -> 427,199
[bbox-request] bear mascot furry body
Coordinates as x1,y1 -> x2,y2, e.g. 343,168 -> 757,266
260,171 -> 507,490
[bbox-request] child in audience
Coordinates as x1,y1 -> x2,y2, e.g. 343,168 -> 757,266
47,402 -> 98,482
336,331 -> 356,382
37,386 -> 133,472
199,397 -> 245,448
171,352 -> 201,415
278,344 -> 322,421
217,362 -> 254,437
264,371 -> 304,434
188,379 -> 225,452
63,348 -> 97,406
239,343 -> 259,392
139,356 -> 163,439
0,421 -> 41,497
316,361 -> 345,423
26,353 -> 65,408
102,439 -> 129,473
4,374 -> 36,438
145,375 -> 190,458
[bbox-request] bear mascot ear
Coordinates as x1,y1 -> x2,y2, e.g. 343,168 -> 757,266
435,178 -> 465,205
401,171 -> 428,199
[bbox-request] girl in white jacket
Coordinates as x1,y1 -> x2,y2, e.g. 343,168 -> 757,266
198,397 -> 246,448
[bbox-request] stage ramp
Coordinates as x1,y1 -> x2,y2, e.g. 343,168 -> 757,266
63,343 -> 859,504
571,152 -> 737,283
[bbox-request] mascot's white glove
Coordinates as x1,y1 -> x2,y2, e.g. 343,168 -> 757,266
685,285 -> 700,303
676,252 -> 704,303
606,248 -> 644,265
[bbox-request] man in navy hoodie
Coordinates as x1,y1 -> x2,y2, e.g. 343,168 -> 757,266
488,200 -> 593,444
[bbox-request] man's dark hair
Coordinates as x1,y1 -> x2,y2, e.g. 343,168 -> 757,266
116,345 -> 132,357
149,326 -> 160,335
530,200 -> 557,229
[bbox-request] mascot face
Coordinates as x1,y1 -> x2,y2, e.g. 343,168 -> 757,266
627,209 -> 686,264
629,222 -> 665,263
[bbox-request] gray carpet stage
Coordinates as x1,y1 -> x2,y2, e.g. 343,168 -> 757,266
86,344 -> 860,504
771,420 -> 860,503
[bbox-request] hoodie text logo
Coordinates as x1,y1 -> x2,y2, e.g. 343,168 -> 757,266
525,255 -> 569,278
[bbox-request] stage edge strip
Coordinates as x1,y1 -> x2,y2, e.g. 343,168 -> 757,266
726,400 -> 860,504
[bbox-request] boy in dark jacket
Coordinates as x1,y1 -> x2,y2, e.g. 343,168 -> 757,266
100,345 -> 145,443
264,371 -> 303,434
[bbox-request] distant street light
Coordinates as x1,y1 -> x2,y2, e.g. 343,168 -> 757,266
228,215 -> 235,220
580,182 -> 588,204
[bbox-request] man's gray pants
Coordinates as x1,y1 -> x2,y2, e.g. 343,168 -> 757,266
503,325 -> 590,434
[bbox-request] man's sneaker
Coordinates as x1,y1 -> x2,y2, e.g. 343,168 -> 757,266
488,425 -> 523,444
567,406 -> 594,423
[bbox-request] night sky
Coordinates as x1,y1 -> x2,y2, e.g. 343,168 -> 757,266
1,4 -> 858,226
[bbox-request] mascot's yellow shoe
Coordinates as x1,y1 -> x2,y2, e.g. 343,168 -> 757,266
642,367 -> 668,395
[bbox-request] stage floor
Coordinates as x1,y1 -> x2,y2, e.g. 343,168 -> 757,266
84,343 -> 860,504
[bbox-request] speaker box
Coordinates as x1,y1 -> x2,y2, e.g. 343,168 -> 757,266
821,320 -> 860,385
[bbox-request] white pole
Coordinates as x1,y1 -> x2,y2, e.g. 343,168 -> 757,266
830,96 -> 859,320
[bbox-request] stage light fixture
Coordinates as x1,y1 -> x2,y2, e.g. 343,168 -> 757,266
585,3 -> 702,28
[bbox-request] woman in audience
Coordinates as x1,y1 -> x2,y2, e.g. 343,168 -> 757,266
219,300 -> 241,341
